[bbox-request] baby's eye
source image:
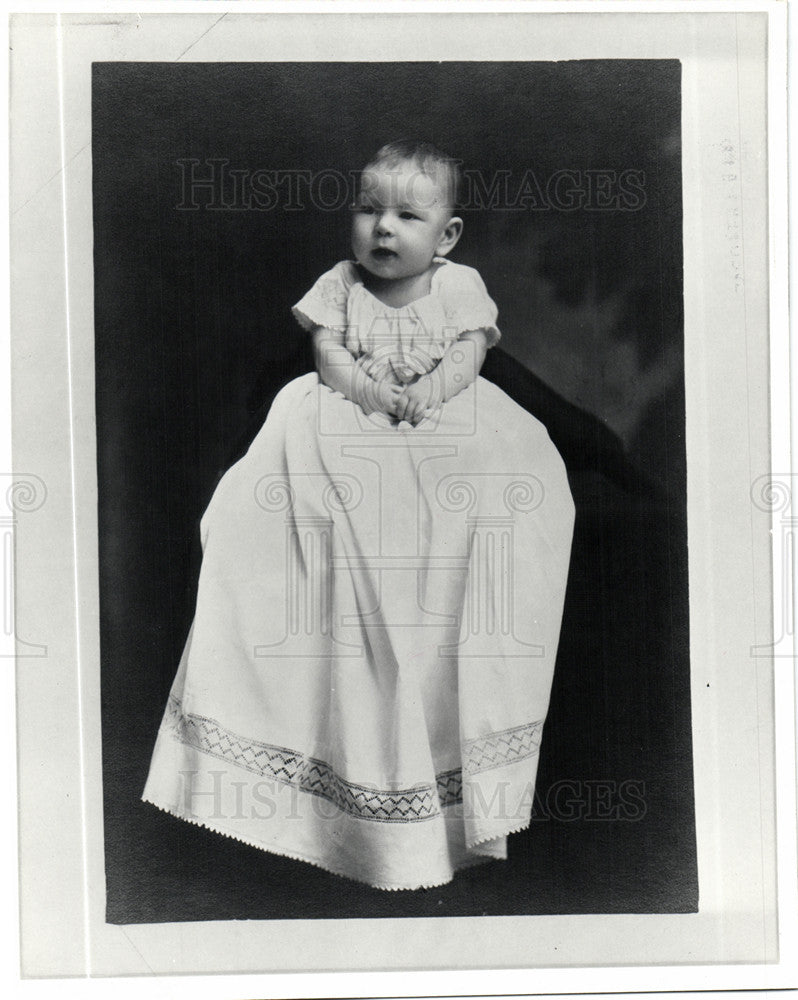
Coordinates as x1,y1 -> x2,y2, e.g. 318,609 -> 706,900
399,211 -> 418,220
353,203 -> 375,214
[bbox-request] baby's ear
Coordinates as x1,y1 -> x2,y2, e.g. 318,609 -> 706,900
436,216 -> 463,257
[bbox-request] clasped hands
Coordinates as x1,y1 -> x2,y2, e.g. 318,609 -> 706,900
369,375 -> 443,426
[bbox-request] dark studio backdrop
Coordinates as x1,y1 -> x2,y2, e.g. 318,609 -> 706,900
93,61 -> 696,923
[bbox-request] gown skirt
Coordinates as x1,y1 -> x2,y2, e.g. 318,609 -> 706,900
143,372 -> 575,890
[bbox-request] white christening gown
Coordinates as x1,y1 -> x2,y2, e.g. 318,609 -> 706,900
143,259 -> 575,890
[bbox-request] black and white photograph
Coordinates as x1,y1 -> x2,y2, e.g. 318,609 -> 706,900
7,2 -> 793,989
95,57 -> 693,922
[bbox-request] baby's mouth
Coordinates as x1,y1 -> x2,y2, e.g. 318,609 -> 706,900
371,247 -> 398,260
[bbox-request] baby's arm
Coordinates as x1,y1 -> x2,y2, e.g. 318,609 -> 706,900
393,330 -> 489,425
312,326 -> 402,417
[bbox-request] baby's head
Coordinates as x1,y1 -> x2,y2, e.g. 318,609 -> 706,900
362,140 -> 461,213
352,140 -> 464,283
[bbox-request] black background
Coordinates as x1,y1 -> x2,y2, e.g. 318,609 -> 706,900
94,61 -> 696,923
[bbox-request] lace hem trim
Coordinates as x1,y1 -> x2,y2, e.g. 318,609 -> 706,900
160,695 -> 542,824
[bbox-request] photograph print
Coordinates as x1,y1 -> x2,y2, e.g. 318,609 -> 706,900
92,58 -> 695,923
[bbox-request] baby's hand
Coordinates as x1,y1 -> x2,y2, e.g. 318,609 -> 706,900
354,371 -> 403,417
395,376 -> 443,426
380,382 -> 404,417
363,381 -> 402,417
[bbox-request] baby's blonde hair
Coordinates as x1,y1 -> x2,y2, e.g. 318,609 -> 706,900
362,140 -> 462,212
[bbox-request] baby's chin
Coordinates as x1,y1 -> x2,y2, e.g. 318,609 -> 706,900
355,256 -> 399,280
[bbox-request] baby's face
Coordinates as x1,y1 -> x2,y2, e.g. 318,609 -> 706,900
352,161 -> 456,283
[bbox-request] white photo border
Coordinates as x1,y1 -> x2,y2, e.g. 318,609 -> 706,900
6,0 -> 796,993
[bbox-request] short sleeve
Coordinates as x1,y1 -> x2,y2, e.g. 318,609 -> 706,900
292,262 -> 356,333
437,263 -> 501,347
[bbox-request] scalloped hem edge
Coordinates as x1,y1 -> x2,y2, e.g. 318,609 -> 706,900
142,795 -> 499,892
467,817 -> 532,850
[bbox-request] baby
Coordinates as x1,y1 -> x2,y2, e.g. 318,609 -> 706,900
295,140 -> 496,428
144,139 -> 575,892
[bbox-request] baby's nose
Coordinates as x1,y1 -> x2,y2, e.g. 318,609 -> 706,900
375,212 -> 395,234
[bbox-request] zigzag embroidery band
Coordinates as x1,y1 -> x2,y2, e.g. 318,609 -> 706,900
162,695 -> 542,824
